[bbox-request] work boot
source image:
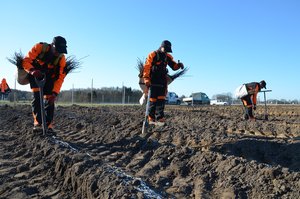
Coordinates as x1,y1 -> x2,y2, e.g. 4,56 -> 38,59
33,125 -> 42,133
156,118 -> 166,127
249,117 -> 256,122
148,116 -> 156,125
46,128 -> 57,136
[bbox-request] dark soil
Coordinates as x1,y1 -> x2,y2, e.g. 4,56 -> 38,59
1,104 -> 300,199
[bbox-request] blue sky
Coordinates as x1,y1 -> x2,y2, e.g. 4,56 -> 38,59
1,0 -> 299,100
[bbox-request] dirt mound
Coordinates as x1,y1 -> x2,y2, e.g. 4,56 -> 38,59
1,104 -> 300,198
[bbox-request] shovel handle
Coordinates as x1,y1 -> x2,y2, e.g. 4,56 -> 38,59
34,75 -> 47,135
142,87 -> 152,134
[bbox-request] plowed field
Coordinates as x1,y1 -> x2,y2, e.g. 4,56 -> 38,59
1,104 -> 300,198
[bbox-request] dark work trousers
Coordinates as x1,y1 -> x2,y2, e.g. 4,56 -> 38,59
29,74 -> 55,127
1,93 -> 6,100
148,85 -> 167,121
241,95 -> 254,119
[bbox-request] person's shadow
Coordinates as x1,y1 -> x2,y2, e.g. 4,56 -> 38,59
211,138 -> 300,172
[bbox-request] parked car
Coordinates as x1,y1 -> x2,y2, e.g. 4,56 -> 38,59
165,92 -> 181,105
210,99 -> 229,105
182,92 -> 210,105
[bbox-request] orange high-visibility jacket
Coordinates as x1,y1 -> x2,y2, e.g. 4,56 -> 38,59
22,43 -> 67,94
143,51 -> 180,85
0,78 -> 9,93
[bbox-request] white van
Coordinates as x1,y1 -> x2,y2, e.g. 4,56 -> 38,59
182,92 -> 210,105
210,99 -> 229,105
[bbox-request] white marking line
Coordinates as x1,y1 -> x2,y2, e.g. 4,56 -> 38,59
51,136 -> 79,152
50,136 -> 166,198
105,165 -> 164,199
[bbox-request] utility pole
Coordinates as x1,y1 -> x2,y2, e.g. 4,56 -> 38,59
122,82 -> 125,104
72,84 -> 74,104
14,78 -> 16,106
91,79 -> 93,104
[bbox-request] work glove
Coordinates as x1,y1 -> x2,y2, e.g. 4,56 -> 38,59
178,62 -> 184,69
29,69 -> 43,79
253,105 -> 256,110
48,93 -> 57,105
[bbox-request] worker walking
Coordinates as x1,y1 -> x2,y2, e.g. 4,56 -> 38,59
236,80 -> 267,120
22,36 -> 68,134
143,40 -> 184,125
0,78 -> 11,100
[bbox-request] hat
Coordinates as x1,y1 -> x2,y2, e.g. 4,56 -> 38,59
260,80 -> 267,89
161,40 -> 172,53
53,36 -> 67,54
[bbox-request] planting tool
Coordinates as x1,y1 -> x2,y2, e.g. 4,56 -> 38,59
260,90 -> 272,121
142,87 -> 151,134
35,76 -> 47,135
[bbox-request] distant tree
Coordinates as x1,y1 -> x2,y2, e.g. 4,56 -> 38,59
58,87 -> 142,104
279,99 -> 288,104
7,90 -> 31,102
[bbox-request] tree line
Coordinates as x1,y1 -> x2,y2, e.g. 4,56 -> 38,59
4,89 -> 299,105
211,93 -> 300,105
6,87 -> 143,104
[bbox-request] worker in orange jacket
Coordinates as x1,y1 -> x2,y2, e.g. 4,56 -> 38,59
0,78 -> 11,100
241,80 -> 267,120
143,40 -> 184,125
22,36 -> 68,134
